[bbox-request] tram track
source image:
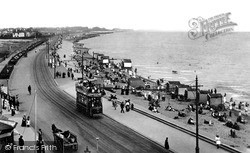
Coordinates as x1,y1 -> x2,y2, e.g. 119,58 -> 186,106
32,48 -> 170,153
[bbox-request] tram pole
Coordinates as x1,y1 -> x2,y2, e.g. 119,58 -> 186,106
34,90 -> 37,153
195,75 -> 200,153
53,49 -> 57,79
82,51 -> 84,80
7,79 -> 9,96
47,41 -> 50,66
96,137 -> 99,152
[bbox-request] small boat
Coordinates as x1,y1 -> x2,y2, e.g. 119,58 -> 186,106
172,70 -> 178,74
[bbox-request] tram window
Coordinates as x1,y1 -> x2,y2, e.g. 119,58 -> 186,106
77,93 -> 88,105
90,98 -> 101,107
82,95 -> 88,105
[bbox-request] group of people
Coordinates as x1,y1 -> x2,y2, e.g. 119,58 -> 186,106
82,80 -> 101,94
55,70 -> 74,79
148,104 -> 159,113
109,94 -> 134,113
120,99 -> 134,113
121,85 -> 130,95
21,114 -> 31,127
1,92 -> 19,116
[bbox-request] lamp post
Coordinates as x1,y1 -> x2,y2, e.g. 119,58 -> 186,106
52,49 -> 56,79
34,90 -> 37,153
96,137 -> 99,152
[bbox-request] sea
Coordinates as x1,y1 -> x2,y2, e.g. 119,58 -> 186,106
78,31 -> 250,103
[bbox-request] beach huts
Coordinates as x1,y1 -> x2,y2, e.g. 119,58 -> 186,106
93,52 -> 99,59
97,54 -> 104,61
166,81 -> 181,92
199,90 -> 210,104
122,59 -> 132,70
128,78 -> 145,89
102,56 -> 110,64
177,84 -> 190,96
207,93 -> 223,106
186,88 -> 197,101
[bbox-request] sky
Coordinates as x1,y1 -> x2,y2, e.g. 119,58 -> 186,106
0,0 -> 249,31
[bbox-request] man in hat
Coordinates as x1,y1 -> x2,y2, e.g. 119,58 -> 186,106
19,135 -> 24,146
164,137 -> 169,150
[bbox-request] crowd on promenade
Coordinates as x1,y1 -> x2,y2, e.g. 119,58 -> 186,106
1,85 -> 20,116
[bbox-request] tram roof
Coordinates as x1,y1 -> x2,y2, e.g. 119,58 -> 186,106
76,86 -> 102,97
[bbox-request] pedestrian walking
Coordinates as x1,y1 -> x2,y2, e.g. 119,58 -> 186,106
16,99 -> 19,111
15,95 -> 19,110
12,96 -> 16,109
38,129 -> 43,141
11,105 -> 15,116
18,135 -> 24,146
71,73 -> 74,80
21,115 -> 26,127
131,103 -> 134,110
125,100 -> 130,112
26,116 -> 30,127
230,128 -> 236,138
112,100 -> 117,110
28,85 -> 31,95
120,102 -> 125,113
215,135 -> 221,149
164,137 -> 169,150
2,98 -> 6,109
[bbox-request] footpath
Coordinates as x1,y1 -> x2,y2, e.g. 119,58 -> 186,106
0,42 -> 54,153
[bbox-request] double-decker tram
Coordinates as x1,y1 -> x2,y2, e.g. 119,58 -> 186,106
75,79 -> 103,117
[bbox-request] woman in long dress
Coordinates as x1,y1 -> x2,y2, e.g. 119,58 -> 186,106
26,116 -> 30,127
21,115 -> 26,127
215,135 -> 221,149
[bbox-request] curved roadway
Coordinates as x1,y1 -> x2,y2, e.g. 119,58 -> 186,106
32,47 -> 169,153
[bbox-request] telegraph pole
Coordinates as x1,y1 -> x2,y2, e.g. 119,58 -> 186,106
54,51 -> 56,79
195,75 -> 200,153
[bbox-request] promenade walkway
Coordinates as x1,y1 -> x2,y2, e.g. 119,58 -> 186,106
0,41 -> 53,153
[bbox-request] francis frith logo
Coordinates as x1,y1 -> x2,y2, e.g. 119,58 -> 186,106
188,12 -> 237,40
